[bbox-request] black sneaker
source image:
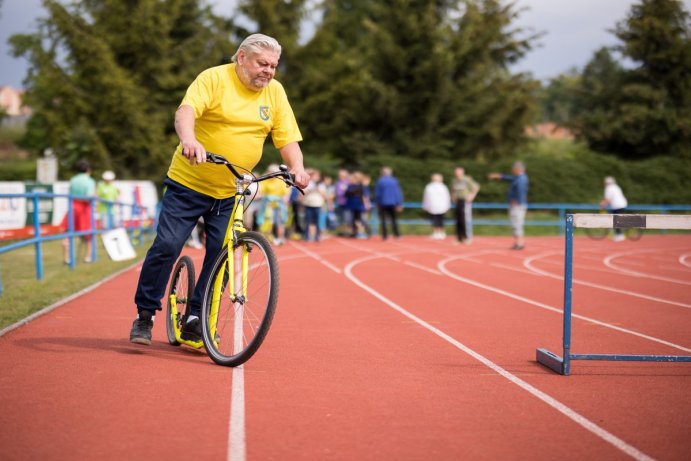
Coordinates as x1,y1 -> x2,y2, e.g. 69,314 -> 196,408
181,316 -> 202,342
130,310 -> 154,345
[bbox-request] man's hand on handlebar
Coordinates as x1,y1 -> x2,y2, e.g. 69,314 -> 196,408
291,167 -> 310,189
180,138 -> 207,165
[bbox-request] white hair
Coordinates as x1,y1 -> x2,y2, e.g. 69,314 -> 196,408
231,34 -> 282,62
604,176 -> 616,185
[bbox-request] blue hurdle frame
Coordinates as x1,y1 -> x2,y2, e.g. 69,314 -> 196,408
536,213 -> 691,375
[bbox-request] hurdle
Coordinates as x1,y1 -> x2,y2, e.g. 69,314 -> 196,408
536,213 -> 691,375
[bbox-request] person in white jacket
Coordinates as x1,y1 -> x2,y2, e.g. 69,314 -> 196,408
422,173 -> 451,240
600,176 -> 628,242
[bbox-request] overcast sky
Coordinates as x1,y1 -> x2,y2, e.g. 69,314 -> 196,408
1,0 -> 690,89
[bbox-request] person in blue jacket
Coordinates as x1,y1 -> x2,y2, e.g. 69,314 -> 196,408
488,161 -> 529,250
374,167 -> 404,240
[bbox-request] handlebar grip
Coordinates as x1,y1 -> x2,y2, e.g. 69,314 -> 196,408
205,152 -> 228,164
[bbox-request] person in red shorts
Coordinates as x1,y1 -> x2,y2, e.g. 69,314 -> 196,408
61,159 -> 96,263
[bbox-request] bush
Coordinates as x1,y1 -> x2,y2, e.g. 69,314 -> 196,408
354,140 -> 691,205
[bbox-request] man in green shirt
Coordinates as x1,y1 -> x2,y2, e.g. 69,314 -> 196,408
96,170 -> 119,229
451,166 -> 480,244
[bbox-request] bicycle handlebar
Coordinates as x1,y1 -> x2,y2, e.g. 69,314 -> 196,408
205,152 -> 304,194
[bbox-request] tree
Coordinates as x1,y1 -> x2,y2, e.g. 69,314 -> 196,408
536,69 -> 581,125
10,0 -> 234,179
289,0 -> 538,165
575,0 -> 691,158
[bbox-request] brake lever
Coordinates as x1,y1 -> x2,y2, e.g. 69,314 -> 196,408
206,152 -> 228,164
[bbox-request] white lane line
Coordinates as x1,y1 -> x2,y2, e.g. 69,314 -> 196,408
604,252 -> 691,286
680,253 -> 691,268
489,262 -> 540,275
439,255 -> 691,353
343,254 -> 655,461
288,242 -> 342,273
404,260 -> 443,275
332,241 -> 691,352
228,366 -> 246,461
523,252 -> 691,309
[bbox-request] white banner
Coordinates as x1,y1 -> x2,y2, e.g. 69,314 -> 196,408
0,180 -> 159,230
0,182 -> 27,230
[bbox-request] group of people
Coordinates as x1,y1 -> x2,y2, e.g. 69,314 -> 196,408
421,162 -> 527,249
245,166 -> 389,244
60,160 -> 120,264
422,167 -> 482,244
244,165 -> 334,245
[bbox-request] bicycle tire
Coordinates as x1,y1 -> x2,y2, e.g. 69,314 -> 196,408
166,255 -> 195,346
585,228 -> 609,240
201,231 -> 279,367
626,228 -> 643,241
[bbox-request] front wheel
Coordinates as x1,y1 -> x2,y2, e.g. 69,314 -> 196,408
201,231 -> 279,366
626,227 -> 643,241
166,256 -> 195,346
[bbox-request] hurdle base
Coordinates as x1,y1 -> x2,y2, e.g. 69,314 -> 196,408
536,348 -> 567,375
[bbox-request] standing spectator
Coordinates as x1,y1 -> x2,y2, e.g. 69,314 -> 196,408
374,166 -> 403,240
422,173 -> 451,240
361,174 -> 373,235
302,168 -> 327,242
345,171 -> 370,239
243,176 -> 261,231
96,170 -> 119,230
600,176 -> 628,242
451,166 -> 480,245
129,34 -> 309,346
288,185 -> 304,239
257,164 -> 291,246
334,168 -> 350,235
488,161 -> 529,250
322,174 -> 336,232
61,159 -> 96,263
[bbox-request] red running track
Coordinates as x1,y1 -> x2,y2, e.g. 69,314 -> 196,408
1,235 -> 690,460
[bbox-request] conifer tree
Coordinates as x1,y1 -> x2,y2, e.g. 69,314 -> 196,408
575,0 -> 691,158
10,0 -> 233,179
290,0 -> 538,165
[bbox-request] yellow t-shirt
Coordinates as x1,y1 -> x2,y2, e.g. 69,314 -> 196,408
167,63 -> 302,198
260,177 -> 290,198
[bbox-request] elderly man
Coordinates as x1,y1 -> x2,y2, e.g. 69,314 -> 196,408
130,34 -> 310,345
451,166 -> 480,245
488,161 -> 529,250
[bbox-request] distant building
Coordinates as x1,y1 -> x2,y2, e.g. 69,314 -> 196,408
0,86 -> 31,127
525,122 -> 574,141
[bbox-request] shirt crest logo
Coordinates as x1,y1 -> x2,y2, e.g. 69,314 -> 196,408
259,105 -> 270,121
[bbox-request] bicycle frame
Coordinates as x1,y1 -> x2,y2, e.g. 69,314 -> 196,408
207,172 -> 254,351
169,292 -> 203,348
168,172 -> 253,350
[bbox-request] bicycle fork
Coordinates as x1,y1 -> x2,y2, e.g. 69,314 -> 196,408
208,241 -> 248,352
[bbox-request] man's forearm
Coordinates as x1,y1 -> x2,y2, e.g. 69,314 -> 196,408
278,142 -> 305,170
175,105 -> 196,143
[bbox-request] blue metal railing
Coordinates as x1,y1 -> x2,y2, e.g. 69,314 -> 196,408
0,192 -> 155,293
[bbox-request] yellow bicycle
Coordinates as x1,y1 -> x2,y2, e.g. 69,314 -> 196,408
165,153 -> 301,366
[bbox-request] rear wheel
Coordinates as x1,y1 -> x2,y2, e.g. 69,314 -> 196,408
166,256 -> 195,346
585,228 -> 609,240
201,231 -> 279,366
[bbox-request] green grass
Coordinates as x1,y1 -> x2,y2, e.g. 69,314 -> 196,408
0,234 -> 152,330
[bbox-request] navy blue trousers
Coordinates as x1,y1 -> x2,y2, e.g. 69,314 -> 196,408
134,178 -> 234,316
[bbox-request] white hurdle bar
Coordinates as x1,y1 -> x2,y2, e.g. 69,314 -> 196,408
537,213 -> 691,375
